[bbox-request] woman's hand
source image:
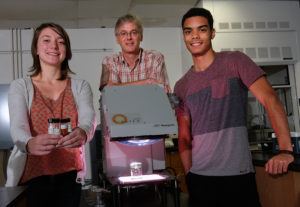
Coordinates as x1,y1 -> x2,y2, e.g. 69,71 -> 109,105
56,127 -> 87,148
27,134 -> 62,156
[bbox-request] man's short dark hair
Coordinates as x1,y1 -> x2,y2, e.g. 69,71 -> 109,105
181,7 -> 214,30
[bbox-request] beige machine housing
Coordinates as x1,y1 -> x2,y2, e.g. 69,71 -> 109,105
101,85 -> 178,178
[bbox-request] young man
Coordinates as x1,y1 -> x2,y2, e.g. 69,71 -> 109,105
99,14 -> 170,93
174,7 -> 294,207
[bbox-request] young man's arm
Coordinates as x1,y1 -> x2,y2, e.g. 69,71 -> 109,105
249,76 -> 294,174
177,115 -> 192,174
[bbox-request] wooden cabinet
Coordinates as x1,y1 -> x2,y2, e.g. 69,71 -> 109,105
255,166 -> 300,207
165,151 -> 188,194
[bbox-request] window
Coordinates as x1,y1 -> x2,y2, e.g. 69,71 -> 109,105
248,65 -> 299,148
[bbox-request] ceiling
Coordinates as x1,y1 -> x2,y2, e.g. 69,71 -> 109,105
0,0 -> 199,29
0,0 -> 298,29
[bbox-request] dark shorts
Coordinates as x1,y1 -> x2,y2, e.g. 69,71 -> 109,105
186,172 -> 261,207
23,170 -> 82,207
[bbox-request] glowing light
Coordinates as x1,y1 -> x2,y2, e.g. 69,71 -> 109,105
0,102 -> 10,124
118,174 -> 166,183
119,139 -> 160,146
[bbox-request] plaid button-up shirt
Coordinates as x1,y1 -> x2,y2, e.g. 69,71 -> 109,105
100,49 -> 171,92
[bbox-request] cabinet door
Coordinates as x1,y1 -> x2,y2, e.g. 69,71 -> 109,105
0,29 -> 34,83
255,166 -> 300,207
0,54 -> 14,83
20,29 -> 33,77
21,52 -> 33,77
0,30 -> 14,83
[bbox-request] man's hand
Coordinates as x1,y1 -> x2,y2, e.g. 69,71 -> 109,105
265,153 -> 294,175
105,78 -> 171,93
27,134 -> 62,156
146,78 -> 171,93
56,127 -> 87,148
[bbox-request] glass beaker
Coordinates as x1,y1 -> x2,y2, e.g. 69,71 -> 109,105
130,162 -> 142,176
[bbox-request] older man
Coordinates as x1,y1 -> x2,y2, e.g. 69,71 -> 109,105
100,14 -> 170,93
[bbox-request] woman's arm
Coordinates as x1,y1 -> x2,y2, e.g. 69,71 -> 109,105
8,79 -> 32,153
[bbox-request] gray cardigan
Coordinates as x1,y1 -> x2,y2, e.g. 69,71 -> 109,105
5,76 -> 97,186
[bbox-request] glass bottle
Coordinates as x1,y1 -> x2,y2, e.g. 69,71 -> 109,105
66,118 -> 72,134
60,118 -> 69,136
53,118 -> 61,135
130,162 -> 142,176
48,118 -> 54,134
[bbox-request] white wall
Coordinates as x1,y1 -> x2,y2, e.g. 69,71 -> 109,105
180,31 -> 194,74
200,0 -> 300,112
142,28 -> 183,90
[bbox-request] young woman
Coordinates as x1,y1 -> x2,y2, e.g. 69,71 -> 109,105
6,22 -> 97,207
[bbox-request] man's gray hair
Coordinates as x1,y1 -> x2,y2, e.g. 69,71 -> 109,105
115,14 -> 143,36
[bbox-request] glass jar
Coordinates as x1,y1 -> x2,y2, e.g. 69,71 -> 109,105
53,118 -> 61,135
48,118 -> 54,134
60,118 -> 69,136
130,162 -> 142,176
66,118 -> 72,134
